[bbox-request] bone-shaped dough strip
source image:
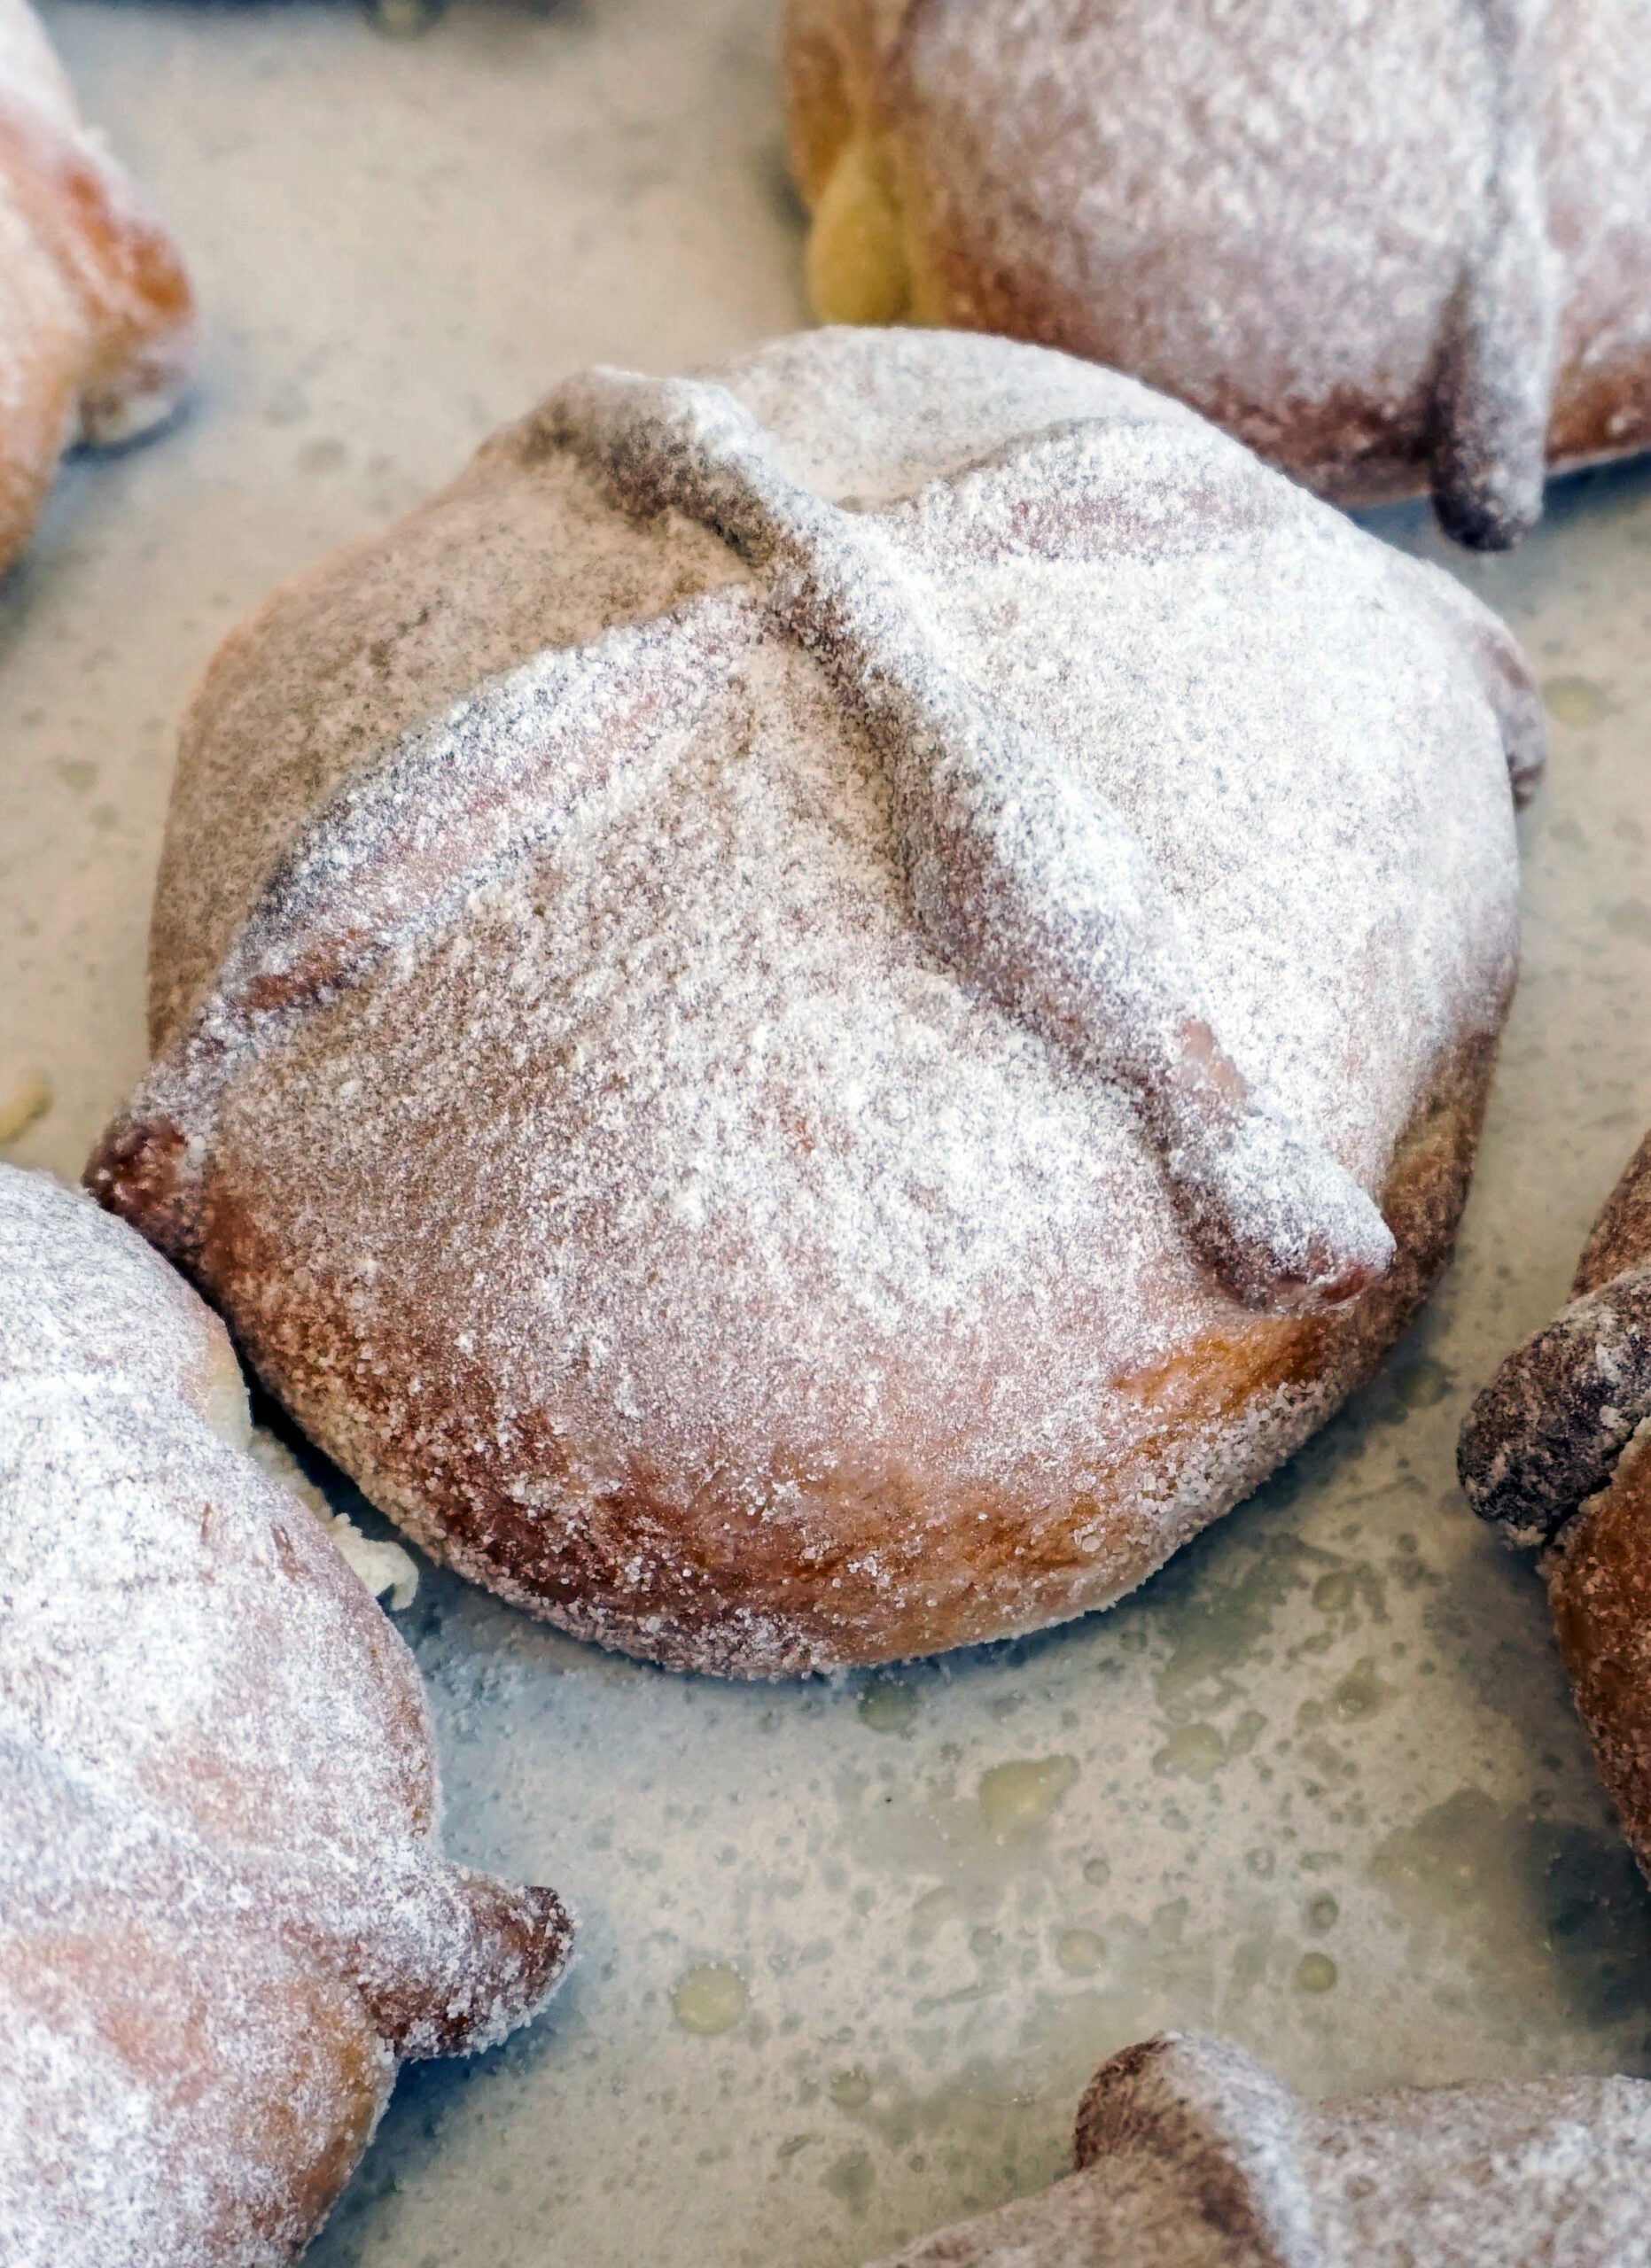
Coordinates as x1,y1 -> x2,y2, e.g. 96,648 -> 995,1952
1459,1265 -> 1651,1544
86,594 -> 756,1268
1429,0 -> 1560,550
549,368 -> 1393,1312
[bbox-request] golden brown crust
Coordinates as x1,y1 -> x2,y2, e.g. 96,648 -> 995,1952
1460,1128 -> 1651,1543
1461,1113 -> 1651,1922
0,1916 -> 394,2262
1574,1127 -> 1651,1293
1544,1433 -> 1651,1884
186,1029 -> 1491,1675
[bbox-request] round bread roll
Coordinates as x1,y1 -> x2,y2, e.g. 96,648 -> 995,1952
873,2031 -> 1651,2266
0,0 -> 194,579
0,1164 -> 572,2265
90,329 -> 1538,1676
783,0 -> 1651,547
1460,1126 -> 1651,1899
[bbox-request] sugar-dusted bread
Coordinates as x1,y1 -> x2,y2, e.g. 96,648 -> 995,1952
0,1164 -> 572,2265
1460,1125 -> 1651,1907
90,328 -> 1537,1674
784,0 -> 1651,547
874,2031 -> 1651,2265
0,0 -> 193,578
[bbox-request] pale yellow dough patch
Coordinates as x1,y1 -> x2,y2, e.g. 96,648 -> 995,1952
249,1426 -> 419,1609
806,132 -> 912,325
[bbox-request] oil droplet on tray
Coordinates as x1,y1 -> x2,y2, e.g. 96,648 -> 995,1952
859,1679 -> 921,1734
1154,1723 -> 1226,1781
977,1755 -> 1079,1841
829,2067 -> 873,2110
1332,1658 -> 1386,1720
1296,1953 -> 1338,1993
823,2148 -> 875,2209
672,1964 -> 749,2034
1394,1356 -> 1452,1410
1055,1929 -> 1104,1977
1542,673 -> 1613,726
913,1885 -> 958,1927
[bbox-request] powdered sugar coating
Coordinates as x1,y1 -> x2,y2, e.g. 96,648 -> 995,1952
0,0 -> 195,577
94,329 -> 1531,1674
0,1165 -> 571,2266
876,2032 -> 1651,2265
785,0 -> 1651,543
547,369 -> 1393,1306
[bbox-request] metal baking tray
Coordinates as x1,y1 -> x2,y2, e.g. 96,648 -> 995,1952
6,3 -> 1651,2259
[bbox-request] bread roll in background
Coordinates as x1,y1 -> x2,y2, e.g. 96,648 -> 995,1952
875,2031 -> 1651,2266
0,0 -> 194,579
1462,1124 -> 1651,1915
785,0 -> 1651,547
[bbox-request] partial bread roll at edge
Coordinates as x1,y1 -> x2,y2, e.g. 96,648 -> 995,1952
90,328 -> 1534,1674
0,1164 -> 572,2266
1461,1124 -> 1651,1905
0,0 -> 194,578
873,2031 -> 1651,2266
784,0 -> 1651,547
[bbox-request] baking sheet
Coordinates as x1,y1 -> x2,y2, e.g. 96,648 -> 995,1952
6,4 -> 1651,2261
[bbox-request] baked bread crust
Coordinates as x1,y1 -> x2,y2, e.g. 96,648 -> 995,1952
783,0 -> 1651,546
0,1165 -> 571,2265
873,2031 -> 1651,2265
0,0 -> 194,579
1460,1127 -> 1651,1898
90,329 -> 1533,1675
